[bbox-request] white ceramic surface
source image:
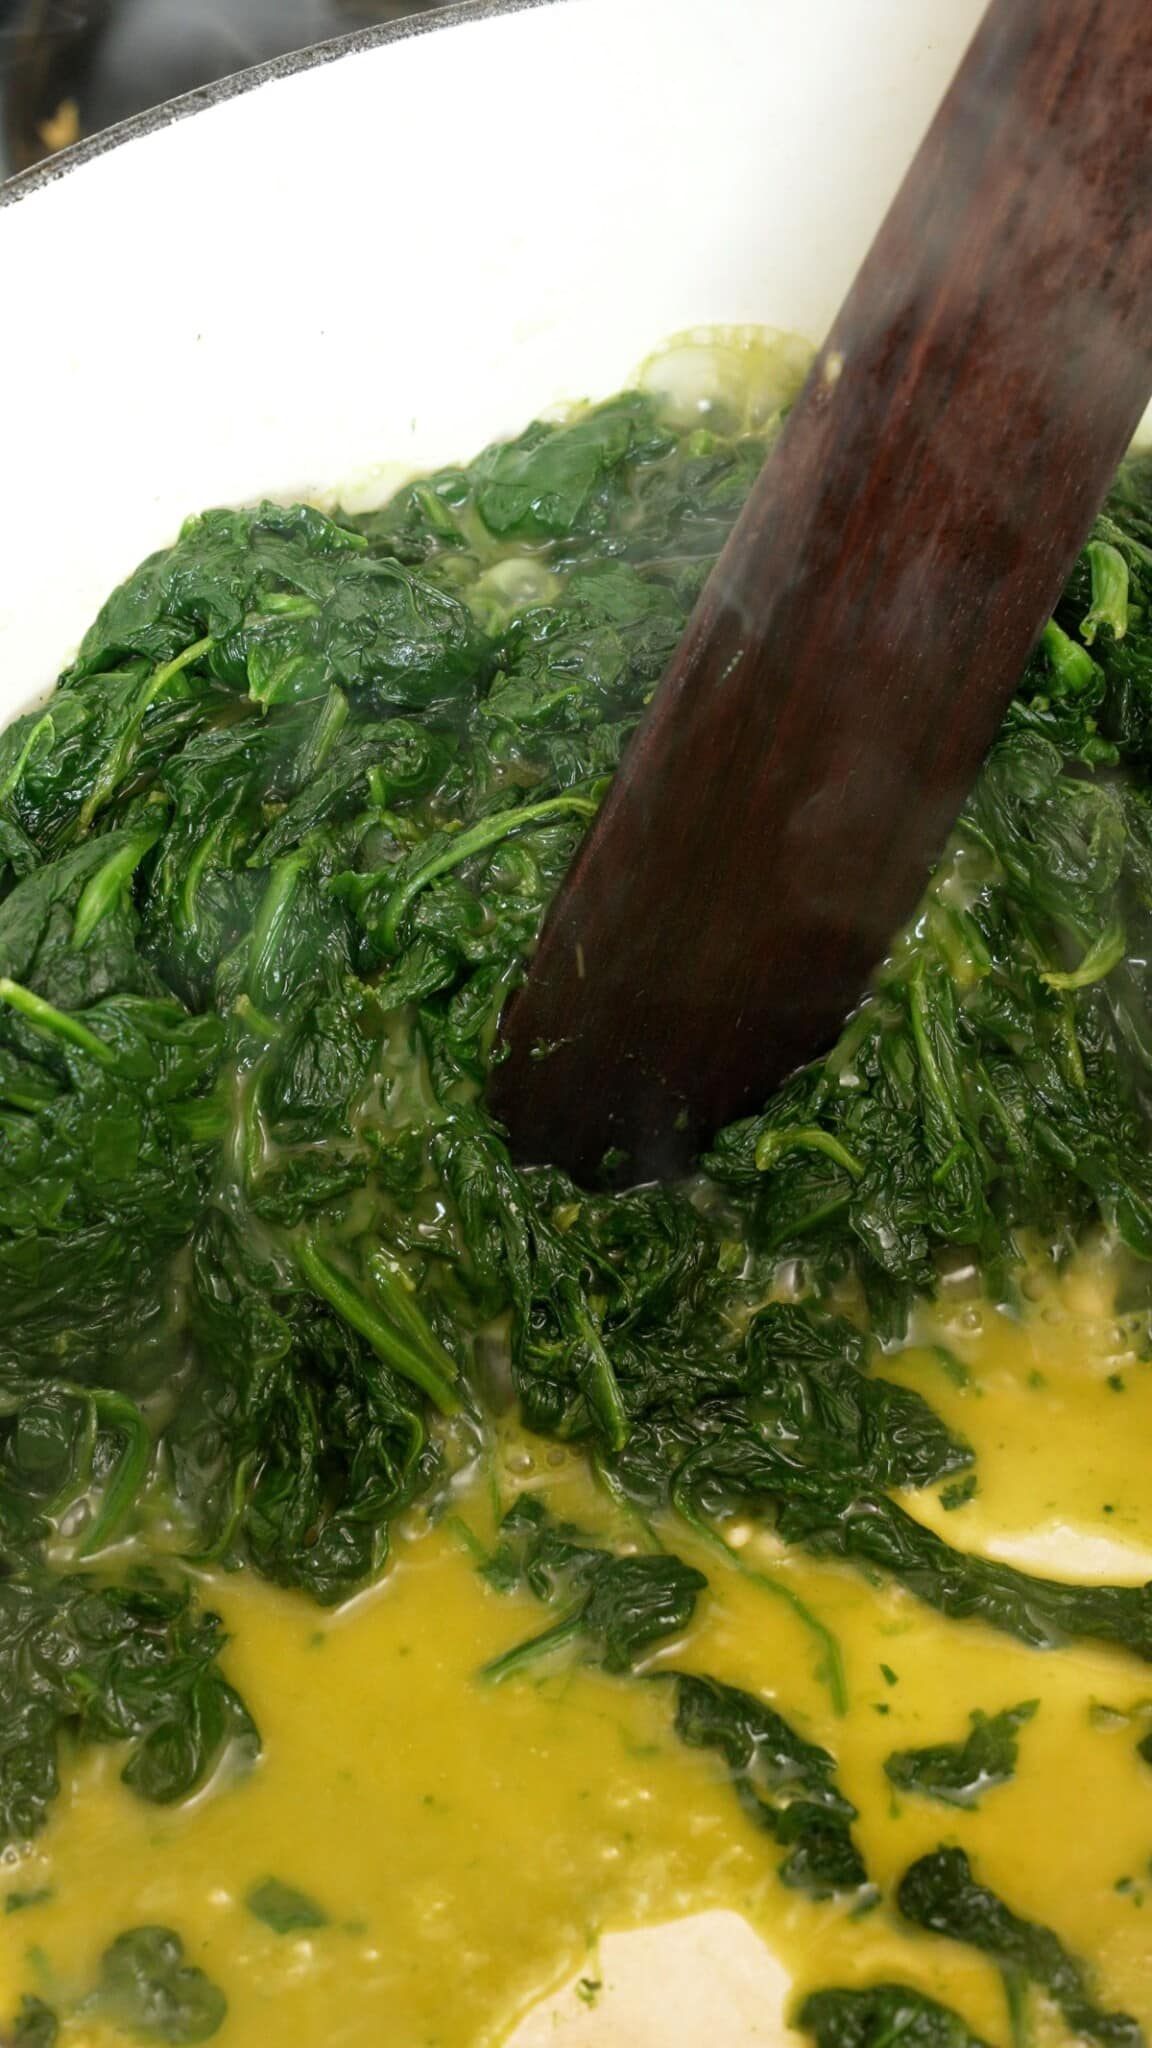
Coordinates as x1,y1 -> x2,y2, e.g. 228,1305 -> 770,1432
0,0 -> 989,706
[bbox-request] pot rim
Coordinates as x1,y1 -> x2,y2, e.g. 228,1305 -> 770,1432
0,0 -> 568,210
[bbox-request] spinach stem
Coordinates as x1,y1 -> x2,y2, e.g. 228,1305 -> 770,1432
0,978 -> 117,1066
444,1514 -> 489,1565
376,791 -> 599,953
366,1251 -> 462,1409
567,1290 -> 629,1452
1001,1965 -> 1032,2048
296,685 -> 348,784
178,817 -> 228,939
672,1488 -> 849,1716
479,1608 -> 584,1684
1043,918 -> 1127,991
0,708 -> 56,803
73,827 -> 161,948
755,1126 -> 864,1179
908,965 -> 964,1148
247,852 -> 308,1005
80,634 -> 214,832
1080,540 -> 1129,645
298,1238 -> 459,1416
80,1392 -> 152,1556
1041,618 -> 1097,693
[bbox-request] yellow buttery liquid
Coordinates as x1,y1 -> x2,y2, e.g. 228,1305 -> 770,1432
5,1248 -> 1152,2047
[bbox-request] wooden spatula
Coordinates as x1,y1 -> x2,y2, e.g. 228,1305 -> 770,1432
489,0 -> 1152,1183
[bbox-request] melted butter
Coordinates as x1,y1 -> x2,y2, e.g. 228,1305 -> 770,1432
635,326 -> 814,434
5,1257 -> 1152,2046
890,1239 -> 1152,1576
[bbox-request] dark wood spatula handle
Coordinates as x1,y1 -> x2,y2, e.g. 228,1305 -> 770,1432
491,0 -> 1152,1182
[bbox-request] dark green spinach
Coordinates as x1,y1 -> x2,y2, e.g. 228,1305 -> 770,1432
796,1983 -> 989,2048
478,1498 -> 705,1680
7,1998 -> 58,2048
9,396 -> 1152,1660
898,1847 -> 1143,2048
94,1926 -> 227,2044
245,1878 -> 328,1935
476,1499 -> 865,1898
6,1925 -> 227,2048
7,382 -> 1152,2007
885,1700 -> 1038,1808
664,1671 -> 870,1900
0,1574 -> 256,1848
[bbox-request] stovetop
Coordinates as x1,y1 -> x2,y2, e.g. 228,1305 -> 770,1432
2,0 -> 456,176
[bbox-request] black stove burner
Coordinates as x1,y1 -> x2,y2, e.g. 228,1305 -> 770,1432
3,0 -> 455,173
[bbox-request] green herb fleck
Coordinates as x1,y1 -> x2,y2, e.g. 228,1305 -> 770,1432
246,1879 -> 329,1935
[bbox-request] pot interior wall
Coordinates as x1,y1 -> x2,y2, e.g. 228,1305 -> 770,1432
1,0 -> 987,700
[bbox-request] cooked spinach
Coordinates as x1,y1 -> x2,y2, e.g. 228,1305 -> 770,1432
479,1493 -> 607,1601
769,1488 -> 1152,1660
93,1926 -> 227,2044
8,377 -> 1152,2007
885,1700 -> 1038,1808
7,394 -> 1152,1649
7,1998 -> 58,2048
485,1551 -> 706,1677
796,1983 -> 990,2048
4,1889 -> 53,1915
245,1879 -> 329,1934
0,1574 -> 256,1847
0,398 -> 725,1606
898,1847 -> 1143,2048
6,1926 -> 227,2048
478,1498 -> 705,1680
664,1671 -> 870,1899
477,1500 -> 864,1898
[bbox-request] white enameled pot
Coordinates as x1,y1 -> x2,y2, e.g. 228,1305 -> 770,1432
0,0 -> 989,709
3,7 -> 1145,2039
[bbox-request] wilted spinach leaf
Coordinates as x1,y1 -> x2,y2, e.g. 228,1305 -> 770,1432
664,1671 -> 869,1899
8,368 -> 1152,2017
0,1574 -> 255,1846
7,1998 -> 58,2048
796,1983 -> 990,2048
246,1878 -> 329,1934
478,1498 -> 705,1681
94,1925 -> 227,2044
898,1847 -> 1143,2048
885,1700 -> 1038,1808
